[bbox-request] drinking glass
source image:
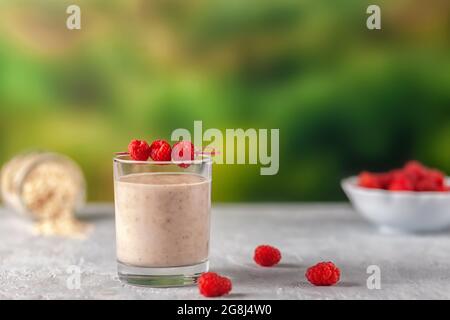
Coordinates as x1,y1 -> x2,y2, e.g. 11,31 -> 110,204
113,155 -> 212,287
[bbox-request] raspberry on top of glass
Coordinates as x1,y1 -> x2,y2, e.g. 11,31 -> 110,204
126,139 -> 195,167
358,160 -> 450,192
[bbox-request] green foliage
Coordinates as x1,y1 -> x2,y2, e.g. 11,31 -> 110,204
0,0 -> 449,201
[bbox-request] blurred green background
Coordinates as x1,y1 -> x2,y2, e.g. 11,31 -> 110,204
0,0 -> 449,202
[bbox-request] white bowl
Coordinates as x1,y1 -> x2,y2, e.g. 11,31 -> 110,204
341,176 -> 450,233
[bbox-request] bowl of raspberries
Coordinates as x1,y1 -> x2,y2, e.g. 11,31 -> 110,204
342,161 -> 450,233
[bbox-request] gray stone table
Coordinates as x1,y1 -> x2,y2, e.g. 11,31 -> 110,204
0,203 -> 449,299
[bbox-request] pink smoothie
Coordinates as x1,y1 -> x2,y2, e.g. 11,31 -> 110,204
114,173 -> 211,267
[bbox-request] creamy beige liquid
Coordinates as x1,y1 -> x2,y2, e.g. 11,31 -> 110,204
114,173 -> 211,267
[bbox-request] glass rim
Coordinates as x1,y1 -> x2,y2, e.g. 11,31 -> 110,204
113,154 -> 213,165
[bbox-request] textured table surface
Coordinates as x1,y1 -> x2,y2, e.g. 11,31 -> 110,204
1,203 -> 450,300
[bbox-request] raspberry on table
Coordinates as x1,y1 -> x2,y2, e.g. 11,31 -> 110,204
127,139 -> 150,161
172,141 -> 195,168
198,272 -> 232,297
149,139 -> 172,161
254,245 -> 282,267
305,261 -> 340,286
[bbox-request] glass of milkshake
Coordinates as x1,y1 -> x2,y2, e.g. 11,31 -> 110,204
113,154 -> 212,287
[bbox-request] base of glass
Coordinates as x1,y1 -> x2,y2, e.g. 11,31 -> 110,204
117,260 -> 209,287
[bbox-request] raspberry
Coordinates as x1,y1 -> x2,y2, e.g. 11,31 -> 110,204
128,139 -> 150,161
358,171 -> 382,189
388,172 -> 414,191
427,169 -> 445,187
254,245 -> 282,267
377,172 -> 394,189
198,272 -> 232,297
149,139 -> 172,161
172,141 -> 195,168
389,180 -> 414,191
358,161 -> 449,192
403,160 -> 427,182
305,261 -> 340,286
415,177 -> 440,191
